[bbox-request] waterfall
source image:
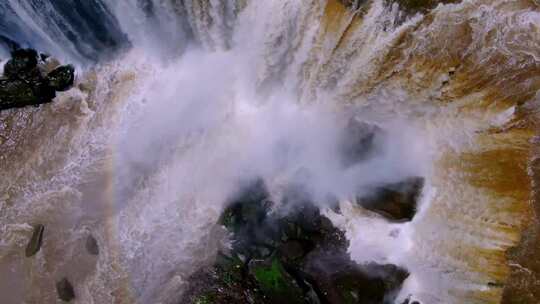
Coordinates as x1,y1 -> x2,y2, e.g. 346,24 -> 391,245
0,1 -> 539,303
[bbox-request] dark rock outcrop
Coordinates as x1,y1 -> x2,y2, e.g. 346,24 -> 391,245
386,0 -> 461,14
358,177 -> 424,222
25,224 -> 44,257
181,180 -> 409,304
56,278 -> 75,302
0,48 -> 75,111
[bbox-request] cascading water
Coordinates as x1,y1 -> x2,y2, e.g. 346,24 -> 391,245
1,1 -> 539,303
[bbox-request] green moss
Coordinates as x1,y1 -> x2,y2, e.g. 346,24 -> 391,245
252,258 -> 287,291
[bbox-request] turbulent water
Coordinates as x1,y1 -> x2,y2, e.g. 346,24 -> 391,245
1,0 -> 540,303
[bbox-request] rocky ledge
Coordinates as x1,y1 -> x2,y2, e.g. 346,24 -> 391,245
0,48 -> 75,111
180,180 -> 410,304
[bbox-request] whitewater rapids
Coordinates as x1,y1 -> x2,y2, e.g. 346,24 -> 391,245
1,0 -> 539,303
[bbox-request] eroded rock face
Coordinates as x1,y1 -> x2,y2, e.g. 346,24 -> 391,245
180,180 -> 409,304
0,48 -> 75,111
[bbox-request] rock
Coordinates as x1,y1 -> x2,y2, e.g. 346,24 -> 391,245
46,65 -> 75,91
358,177 -> 424,222
0,79 -> 38,106
39,57 -> 61,75
183,180 -> 409,304
0,48 -> 75,111
302,250 -> 408,304
248,257 -> 305,304
0,78 -> 56,110
25,224 -> 44,257
85,234 -> 99,255
279,240 -> 306,261
40,53 -> 50,62
387,0 -> 459,14
56,277 -> 75,302
3,48 -> 38,79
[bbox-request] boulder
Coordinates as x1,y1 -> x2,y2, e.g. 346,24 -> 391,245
358,177 -> 424,222
25,224 -> 44,257
56,278 -> 75,302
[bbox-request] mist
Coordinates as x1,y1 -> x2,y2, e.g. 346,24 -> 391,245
107,41 -> 429,301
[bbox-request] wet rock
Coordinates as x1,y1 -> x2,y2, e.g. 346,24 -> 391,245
248,257 -> 305,304
387,0 -> 460,14
302,251 -> 408,304
3,48 -> 38,79
358,177 -> 424,222
279,240 -> 307,261
46,65 -> 75,91
183,180 -> 409,304
39,57 -> 61,75
85,234 -> 99,255
56,277 -> 75,302
25,224 -> 44,257
39,53 -> 50,62
0,48 -> 75,111
0,79 -> 39,106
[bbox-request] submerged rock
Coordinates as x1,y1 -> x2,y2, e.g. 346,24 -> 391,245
0,48 -> 75,111
25,224 -> 44,257
181,180 -> 409,304
56,277 -> 75,302
85,234 -> 99,256
358,177 -> 424,222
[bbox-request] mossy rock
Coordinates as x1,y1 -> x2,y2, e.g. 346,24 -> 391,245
183,179 -> 409,304
248,257 -> 305,304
